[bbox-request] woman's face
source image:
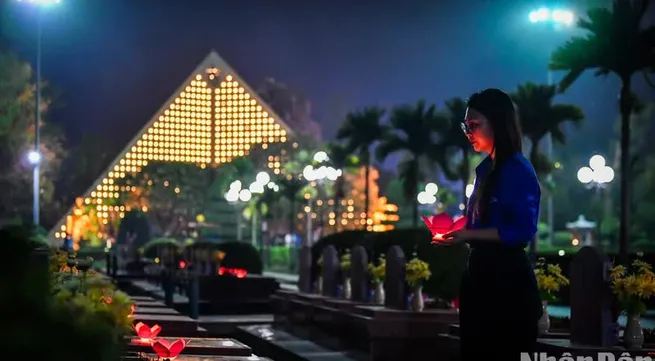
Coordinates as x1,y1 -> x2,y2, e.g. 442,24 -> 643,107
463,107 -> 494,154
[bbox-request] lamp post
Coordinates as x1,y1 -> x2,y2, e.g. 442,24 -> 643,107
15,0 -> 60,226
527,6 -> 575,249
577,155 -> 614,245
302,153 -> 342,242
298,151 -> 342,293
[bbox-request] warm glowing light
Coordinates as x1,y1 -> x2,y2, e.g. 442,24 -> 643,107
132,322 -> 162,343
152,339 -> 188,360
218,267 -> 248,278
422,213 -> 467,242
50,54 -> 291,242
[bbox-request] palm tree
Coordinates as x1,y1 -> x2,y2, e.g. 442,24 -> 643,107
550,0 -> 655,261
277,174 -> 306,235
336,107 -> 386,227
325,142 -> 359,229
434,97 -> 474,208
376,100 -> 441,227
512,82 -> 584,178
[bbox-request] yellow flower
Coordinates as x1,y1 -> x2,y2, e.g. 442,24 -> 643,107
368,255 -> 386,283
609,260 -> 655,316
340,253 -> 351,273
534,259 -> 569,302
406,257 -> 431,288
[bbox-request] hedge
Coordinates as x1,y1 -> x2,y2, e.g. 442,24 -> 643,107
184,241 -> 263,275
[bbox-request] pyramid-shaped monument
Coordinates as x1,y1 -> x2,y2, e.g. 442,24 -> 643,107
49,51 -> 293,241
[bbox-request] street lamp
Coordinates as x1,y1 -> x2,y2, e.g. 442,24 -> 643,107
224,172 -> 277,243
417,182 -> 438,206
529,8 -> 575,26
577,155 -> 615,188
527,6 -> 575,249
577,155 -> 614,246
15,0 -> 61,226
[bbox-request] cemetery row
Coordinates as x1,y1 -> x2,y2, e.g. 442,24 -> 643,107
268,241 -> 655,361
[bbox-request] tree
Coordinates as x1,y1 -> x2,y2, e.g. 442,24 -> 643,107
550,0 -> 655,260
337,107 -> 386,226
56,133 -> 114,206
0,51 -> 66,226
512,82 -> 584,179
376,100 -> 441,227
115,162 -> 213,237
277,174 -> 306,235
434,97 -> 474,208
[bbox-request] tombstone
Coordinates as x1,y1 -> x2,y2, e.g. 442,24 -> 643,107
570,246 -> 614,346
298,246 -> 313,293
350,246 -> 368,302
321,245 -> 339,297
384,246 -> 406,310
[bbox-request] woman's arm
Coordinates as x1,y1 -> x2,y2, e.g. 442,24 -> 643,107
449,159 -> 540,246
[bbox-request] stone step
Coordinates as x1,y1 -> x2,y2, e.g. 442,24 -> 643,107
199,314 -> 275,336
236,324 -> 363,361
125,336 -> 252,356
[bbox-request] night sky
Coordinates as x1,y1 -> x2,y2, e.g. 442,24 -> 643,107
4,0 -> 654,170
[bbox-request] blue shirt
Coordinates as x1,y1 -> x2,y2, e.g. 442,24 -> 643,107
466,153 -> 541,247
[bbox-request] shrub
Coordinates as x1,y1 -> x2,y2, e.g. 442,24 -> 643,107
217,241 -> 263,274
141,237 -> 180,259
0,225 -> 133,361
117,209 -> 151,247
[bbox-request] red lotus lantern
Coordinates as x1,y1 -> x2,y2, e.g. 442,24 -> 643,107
218,267 -> 248,278
133,322 -> 162,343
152,338 -> 188,360
421,213 -> 467,242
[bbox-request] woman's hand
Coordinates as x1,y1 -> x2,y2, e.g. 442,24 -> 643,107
441,229 -> 473,244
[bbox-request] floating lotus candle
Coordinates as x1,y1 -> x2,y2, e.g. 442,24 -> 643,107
132,321 -> 162,343
421,213 -> 467,242
152,338 -> 188,360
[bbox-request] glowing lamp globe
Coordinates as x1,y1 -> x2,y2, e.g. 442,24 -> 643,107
421,213 -> 467,242
27,150 -> 41,165
577,167 -> 594,184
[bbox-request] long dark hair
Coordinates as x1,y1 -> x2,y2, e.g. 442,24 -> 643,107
467,88 -> 523,223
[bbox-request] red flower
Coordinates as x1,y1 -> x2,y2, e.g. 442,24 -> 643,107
152,338 -> 187,360
421,213 -> 466,242
133,322 -> 162,342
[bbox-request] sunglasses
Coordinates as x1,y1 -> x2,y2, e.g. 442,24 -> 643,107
460,121 -> 482,135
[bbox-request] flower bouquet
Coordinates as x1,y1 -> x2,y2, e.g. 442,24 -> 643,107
534,258 -> 569,303
405,256 -> 431,311
406,257 -> 431,289
610,260 -> 655,349
368,255 -> 386,304
368,255 -> 386,285
610,260 -> 655,317
421,213 -> 466,242
534,258 -> 569,334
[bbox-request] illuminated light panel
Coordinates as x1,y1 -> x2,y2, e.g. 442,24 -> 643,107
48,51 -> 293,242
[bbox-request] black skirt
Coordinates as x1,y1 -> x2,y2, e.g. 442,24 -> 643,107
458,244 -> 543,360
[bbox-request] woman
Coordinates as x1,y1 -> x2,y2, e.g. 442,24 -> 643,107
442,88 -> 542,359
